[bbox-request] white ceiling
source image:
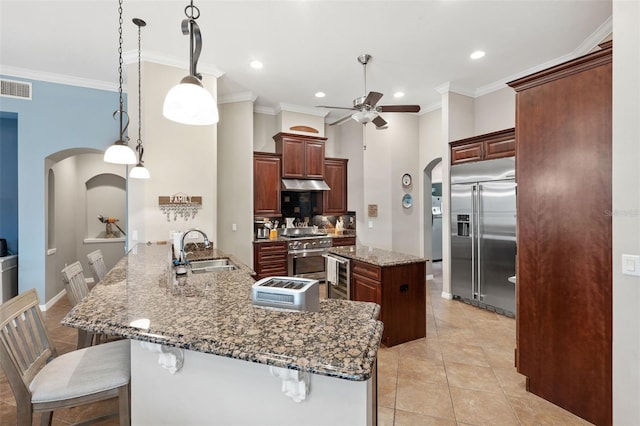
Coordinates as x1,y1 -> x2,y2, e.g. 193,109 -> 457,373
0,1 -> 612,122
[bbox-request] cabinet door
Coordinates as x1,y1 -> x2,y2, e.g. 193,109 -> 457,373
305,141 -> 325,179
450,142 -> 483,165
253,154 -> 281,217
280,139 -> 306,178
484,137 -> 515,160
352,274 -> 381,306
323,158 -> 348,215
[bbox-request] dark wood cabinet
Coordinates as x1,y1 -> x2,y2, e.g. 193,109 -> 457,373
253,241 -> 288,280
322,158 -> 348,215
508,41 -> 612,426
274,132 -> 326,179
253,153 -> 282,217
450,128 -> 515,165
351,259 -> 426,347
332,236 -> 355,247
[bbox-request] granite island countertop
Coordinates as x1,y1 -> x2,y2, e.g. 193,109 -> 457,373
62,243 -> 383,381
328,244 -> 426,267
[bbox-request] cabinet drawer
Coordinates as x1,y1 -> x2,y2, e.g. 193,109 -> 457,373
352,261 -> 381,281
332,236 -> 355,247
258,251 -> 286,262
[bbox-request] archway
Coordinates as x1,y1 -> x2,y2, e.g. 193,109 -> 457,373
423,157 -> 442,279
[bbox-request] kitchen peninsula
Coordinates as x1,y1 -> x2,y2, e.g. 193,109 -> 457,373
62,243 -> 383,425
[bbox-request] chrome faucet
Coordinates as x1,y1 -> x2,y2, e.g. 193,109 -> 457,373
180,228 -> 211,263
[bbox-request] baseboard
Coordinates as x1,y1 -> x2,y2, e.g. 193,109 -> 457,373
441,291 -> 453,300
41,288 -> 66,311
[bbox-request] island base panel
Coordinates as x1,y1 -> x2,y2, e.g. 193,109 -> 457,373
131,343 -> 376,425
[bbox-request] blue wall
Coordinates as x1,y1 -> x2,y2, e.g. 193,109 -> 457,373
0,76 -> 123,302
0,114 -> 18,254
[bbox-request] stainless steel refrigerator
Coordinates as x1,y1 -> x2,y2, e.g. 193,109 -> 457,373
450,157 -> 516,316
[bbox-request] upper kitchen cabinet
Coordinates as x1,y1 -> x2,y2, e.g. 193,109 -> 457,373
322,158 -> 348,216
450,128 -> 515,165
253,152 -> 282,217
274,132 -> 326,179
508,41 -> 611,426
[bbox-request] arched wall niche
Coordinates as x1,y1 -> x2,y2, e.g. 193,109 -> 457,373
86,173 -> 126,238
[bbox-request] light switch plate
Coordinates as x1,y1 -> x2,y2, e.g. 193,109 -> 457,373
622,254 -> 640,276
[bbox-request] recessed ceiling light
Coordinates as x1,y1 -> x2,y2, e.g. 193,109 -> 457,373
470,50 -> 485,60
315,92 -> 326,98
249,60 -> 263,69
393,92 -> 405,98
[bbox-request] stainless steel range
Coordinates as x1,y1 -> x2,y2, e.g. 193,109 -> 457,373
283,229 -> 333,280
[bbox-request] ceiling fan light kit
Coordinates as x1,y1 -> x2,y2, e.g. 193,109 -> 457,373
162,0 -> 219,126
319,54 -> 420,132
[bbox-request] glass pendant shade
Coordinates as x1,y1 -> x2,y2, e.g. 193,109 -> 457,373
104,141 -> 137,164
163,76 -> 218,125
130,163 -> 150,179
352,110 -> 378,124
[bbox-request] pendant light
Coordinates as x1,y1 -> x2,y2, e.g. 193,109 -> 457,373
104,0 -> 137,165
129,18 -> 150,179
162,0 -> 218,126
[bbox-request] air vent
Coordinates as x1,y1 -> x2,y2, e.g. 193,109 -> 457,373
1,79 -> 32,100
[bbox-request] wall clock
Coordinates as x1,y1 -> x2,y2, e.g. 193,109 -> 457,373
402,173 -> 412,187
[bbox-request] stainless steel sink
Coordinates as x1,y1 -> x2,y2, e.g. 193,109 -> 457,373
189,258 -> 237,273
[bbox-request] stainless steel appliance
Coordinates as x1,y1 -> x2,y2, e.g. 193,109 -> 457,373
284,230 -> 333,280
450,157 -> 516,316
324,253 -> 350,300
251,276 -> 320,312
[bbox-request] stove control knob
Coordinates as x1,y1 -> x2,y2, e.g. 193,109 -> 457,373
303,242 -> 309,249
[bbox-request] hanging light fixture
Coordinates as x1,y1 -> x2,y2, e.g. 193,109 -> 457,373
104,0 -> 137,165
130,18 -> 150,179
162,0 -> 218,126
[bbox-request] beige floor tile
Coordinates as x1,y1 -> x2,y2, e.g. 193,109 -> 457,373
439,342 -> 491,367
378,368 -> 398,409
449,386 -> 519,425
397,337 -> 443,361
395,377 -> 455,420
508,394 -> 594,426
493,367 -> 528,398
398,355 -> 448,385
378,406 -> 395,426
444,361 -> 503,394
394,409 -> 457,426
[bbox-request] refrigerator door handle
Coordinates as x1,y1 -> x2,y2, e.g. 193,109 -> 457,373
471,184 -> 477,298
477,183 -> 483,301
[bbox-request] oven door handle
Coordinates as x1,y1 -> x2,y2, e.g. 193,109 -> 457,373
288,248 -> 328,257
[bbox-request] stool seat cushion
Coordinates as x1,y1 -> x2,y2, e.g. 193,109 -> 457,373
30,339 -> 130,403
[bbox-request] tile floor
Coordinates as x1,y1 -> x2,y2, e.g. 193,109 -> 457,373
0,263 -> 593,425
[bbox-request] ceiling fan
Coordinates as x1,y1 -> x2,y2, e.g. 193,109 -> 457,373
318,54 -> 420,129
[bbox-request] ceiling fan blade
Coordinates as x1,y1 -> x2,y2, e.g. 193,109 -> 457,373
317,105 -> 356,110
378,105 -> 421,113
329,113 -> 355,126
363,91 -> 383,107
372,115 -> 388,129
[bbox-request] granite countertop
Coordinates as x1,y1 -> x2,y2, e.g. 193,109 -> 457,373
253,231 -> 356,244
328,245 -> 426,267
62,243 -> 383,381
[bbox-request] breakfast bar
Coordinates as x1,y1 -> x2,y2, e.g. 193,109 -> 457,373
62,243 -> 383,425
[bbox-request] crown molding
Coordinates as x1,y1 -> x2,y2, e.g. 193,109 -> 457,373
218,91 -> 257,105
254,105 -> 276,115
573,15 -> 612,57
276,103 -> 329,117
434,82 -> 475,97
122,49 -> 224,78
0,66 -> 118,92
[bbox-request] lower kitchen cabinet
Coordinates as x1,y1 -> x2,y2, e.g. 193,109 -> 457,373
351,259 -> 426,347
253,241 -> 287,280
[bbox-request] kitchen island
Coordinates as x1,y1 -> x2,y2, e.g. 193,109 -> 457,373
62,243 -> 383,425
328,245 -> 427,347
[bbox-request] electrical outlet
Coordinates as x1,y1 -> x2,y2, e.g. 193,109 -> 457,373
368,221 -> 373,228
622,254 -> 640,276
232,223 -> 237,231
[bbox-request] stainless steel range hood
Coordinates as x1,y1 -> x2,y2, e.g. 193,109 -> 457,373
281,179 -> 331,191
